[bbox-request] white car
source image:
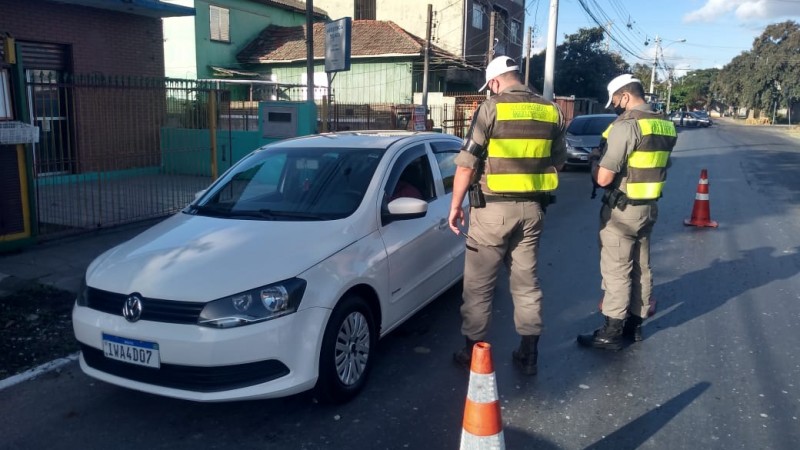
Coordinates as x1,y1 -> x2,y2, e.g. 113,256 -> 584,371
72,131 -> 466,403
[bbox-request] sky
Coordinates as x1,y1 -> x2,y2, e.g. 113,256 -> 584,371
525,0 -> 800,78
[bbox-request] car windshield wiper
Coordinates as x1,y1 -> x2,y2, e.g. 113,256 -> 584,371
257,209 -> 329,220
186,204 -> 234,217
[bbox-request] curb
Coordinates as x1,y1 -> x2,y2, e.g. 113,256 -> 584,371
0,352 -> 80,391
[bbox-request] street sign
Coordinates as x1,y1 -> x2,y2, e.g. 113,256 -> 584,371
325,18 -> 351,73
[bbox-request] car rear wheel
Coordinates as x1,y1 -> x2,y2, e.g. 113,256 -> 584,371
315,294 -> 376,403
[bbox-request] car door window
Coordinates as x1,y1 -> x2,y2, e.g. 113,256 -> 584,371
385,144 -> 435,203
431,140 -> 461,194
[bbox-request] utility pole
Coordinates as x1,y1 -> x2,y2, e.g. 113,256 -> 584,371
422,4 -> 432,110
306,0 -> 315,104
542,0 -> 558,101
486,10 -> 496,64
666,67 -> 674,114
649,35 -> 661,102
524,26 -> 532,86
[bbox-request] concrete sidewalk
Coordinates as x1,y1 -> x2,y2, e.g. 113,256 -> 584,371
0,218 -> 164,297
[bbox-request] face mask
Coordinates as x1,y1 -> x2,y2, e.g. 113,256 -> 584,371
613,95 -> 627,116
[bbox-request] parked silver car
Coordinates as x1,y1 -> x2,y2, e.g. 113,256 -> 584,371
669,111 -> 711,127
564,114 -> 617,169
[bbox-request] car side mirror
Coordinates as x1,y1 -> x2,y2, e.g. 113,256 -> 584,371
381,197 -> 428,225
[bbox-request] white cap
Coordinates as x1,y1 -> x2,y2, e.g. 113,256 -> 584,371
479,56 -> 519,92
605,74 -> 642,108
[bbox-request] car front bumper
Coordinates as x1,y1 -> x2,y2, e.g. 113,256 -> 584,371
73,304 -> 329,402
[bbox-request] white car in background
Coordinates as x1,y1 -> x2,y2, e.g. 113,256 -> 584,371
72,131 -> 466,403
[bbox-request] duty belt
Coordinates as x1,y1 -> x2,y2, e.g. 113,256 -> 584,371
602,189 -> 657,209
484,192 -> 555,204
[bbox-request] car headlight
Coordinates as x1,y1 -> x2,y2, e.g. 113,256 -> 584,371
76,277 -> 88,306
198,278 -> 307,328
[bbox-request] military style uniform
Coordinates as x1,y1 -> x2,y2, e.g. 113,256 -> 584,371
454,84 -> 566,341
597,103 -> 677,321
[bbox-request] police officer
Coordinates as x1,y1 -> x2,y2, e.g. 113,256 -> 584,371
448,56 -> 566,375
577,74 -> 677,350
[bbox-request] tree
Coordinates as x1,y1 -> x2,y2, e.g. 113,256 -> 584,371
670,68 -> 719,111
713,20 -> 800,116
524,27 -> 629,100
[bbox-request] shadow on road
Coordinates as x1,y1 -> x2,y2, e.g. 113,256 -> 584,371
583,381 -> 711,450
649,246 -> 800,338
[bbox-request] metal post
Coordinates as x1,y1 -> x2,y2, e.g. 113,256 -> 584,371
422,4 -> 432,110
524,26 -> 532,86
487,10 -> 496,64
306,0 -> 315,104
649,35 -> 660,101
208,90 -> 218,181
542,0 -> 559,101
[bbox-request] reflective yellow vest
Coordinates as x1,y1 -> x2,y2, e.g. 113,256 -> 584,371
601,110 -> 677,199
485,99 -> 560,193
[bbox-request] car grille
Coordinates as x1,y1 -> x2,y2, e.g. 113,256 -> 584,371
80,344 -> 290,392
87,287 -> 205,324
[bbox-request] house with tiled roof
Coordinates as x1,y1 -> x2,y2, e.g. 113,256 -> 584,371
235,19 -> 478,104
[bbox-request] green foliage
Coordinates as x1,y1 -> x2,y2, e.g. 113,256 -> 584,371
525,27 -> 630,100
670,68 -> 719,111
712,20 -> 800,112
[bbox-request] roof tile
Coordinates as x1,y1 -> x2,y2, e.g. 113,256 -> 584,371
238,20 -> 451,63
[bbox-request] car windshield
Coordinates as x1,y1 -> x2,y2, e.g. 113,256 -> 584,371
187,146 -> 385,221
566,116 -> 616,136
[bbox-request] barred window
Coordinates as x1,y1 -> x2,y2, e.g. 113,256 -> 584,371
510,20 -> 521,45
472,4 -> 484,29
1,70 -> 12,120
209,5 -> 230,43
355,0 -> 376,20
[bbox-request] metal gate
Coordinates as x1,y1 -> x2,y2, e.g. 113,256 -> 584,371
26,75 -> 225,240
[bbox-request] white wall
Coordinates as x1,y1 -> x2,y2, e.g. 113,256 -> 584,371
162,0 -> 198,79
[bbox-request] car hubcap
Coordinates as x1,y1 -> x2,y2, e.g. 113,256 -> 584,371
334,311 -> 370,386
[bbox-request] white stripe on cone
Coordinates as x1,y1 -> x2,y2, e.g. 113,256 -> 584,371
466,372 -> 499,404
460,430 -> 505,450
695,193 -> 709,200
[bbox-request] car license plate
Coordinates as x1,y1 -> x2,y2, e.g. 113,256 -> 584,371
579,155 -> 588,160
102,333 -> 160,369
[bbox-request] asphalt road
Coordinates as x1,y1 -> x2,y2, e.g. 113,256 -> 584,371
1,120 -> 799,450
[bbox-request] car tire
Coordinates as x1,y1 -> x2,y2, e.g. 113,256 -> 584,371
315,294 -> 377,403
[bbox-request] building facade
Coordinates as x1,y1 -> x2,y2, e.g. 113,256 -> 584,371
312,0 -> 526,69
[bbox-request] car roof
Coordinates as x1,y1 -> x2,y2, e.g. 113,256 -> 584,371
571,114 -> 617,121
266,131 -> 461,150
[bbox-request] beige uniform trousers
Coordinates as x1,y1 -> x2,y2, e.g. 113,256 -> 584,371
599,202 -> 658,320
461,199 -> 545,340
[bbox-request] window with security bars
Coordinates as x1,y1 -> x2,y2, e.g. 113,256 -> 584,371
472,3 -> 484,29
209,5 -> 230,42
0,70 -> 11,120
354,0 -> 376,20
510,20 -> 521,45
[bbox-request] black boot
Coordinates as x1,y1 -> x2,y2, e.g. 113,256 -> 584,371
453,337 -> 479,369
622,315 -> 643,342
577,316 -> 624,351
512,335 -> 539,375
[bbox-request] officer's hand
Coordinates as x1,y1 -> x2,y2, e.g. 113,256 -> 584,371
449,206 -> 465,235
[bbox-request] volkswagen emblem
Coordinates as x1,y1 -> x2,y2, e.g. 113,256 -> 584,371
122,294 -> 143,322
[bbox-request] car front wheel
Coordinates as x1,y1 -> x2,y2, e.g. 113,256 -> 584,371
316,294 -> 376,403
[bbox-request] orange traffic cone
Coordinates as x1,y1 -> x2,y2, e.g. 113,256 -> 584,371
460,342 -> 505,450
684,169 -> 718,227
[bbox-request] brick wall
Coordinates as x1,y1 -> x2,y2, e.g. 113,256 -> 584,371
0,0 -> 165,76
0,0 -> 169,172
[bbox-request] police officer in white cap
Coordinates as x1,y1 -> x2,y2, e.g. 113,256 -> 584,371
448,56 -> 566,375
577,74 -> 678,350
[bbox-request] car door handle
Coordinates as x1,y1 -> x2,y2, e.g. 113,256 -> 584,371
437,218 -> 448,230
